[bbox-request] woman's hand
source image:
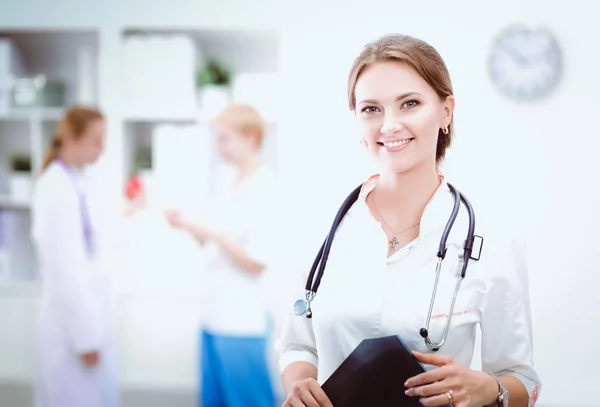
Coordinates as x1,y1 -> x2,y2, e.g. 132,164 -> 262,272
80,351 -> 100,367
164,209 -> 185,229
404,351 -> 498,407
282,378 -> 333,407
165,209 -> 216,244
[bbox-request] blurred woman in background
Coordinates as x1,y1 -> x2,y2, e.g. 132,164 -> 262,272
31,106 -> 119,407
165,104 -> 278,407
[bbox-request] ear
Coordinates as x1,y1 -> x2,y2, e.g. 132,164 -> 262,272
442,95 -> 455,128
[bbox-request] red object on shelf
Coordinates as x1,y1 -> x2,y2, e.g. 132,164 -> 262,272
125,175 -> 143,200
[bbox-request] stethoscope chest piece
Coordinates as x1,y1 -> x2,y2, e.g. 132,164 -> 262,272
293,299 -> 310,316
294,291 -> 315,317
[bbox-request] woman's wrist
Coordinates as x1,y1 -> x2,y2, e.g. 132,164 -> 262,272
482,372 -> 500,406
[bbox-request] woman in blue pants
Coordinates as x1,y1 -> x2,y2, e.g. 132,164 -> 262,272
166,104 -> 277,407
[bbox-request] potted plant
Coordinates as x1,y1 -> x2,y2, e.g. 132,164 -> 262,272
134,147 -> 152,174
196,60 -> 232,113
8,152 -> 32,203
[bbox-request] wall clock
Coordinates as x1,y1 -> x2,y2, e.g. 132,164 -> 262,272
489,25 -> 562,101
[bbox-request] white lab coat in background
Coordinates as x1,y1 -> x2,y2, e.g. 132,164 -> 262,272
31,161 -> 119,407
198,164 -> 280,336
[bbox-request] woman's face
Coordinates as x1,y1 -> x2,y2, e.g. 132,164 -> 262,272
353,61 -> 454,175
215,124 -> 259,166
72,119 -> 106,165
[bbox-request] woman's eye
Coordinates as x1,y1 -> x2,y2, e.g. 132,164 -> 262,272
361,106 -> 380,113
401,100 -> 419,109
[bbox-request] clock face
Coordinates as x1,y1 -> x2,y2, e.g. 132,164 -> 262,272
489,26 -> 562,101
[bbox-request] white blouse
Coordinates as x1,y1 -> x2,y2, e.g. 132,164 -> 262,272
276,175 -> 542,403
199,165 -> 279,336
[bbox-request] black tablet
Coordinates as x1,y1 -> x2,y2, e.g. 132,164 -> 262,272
321,335 -> 451,407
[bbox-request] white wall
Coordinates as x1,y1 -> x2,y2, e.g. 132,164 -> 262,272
0,1 -> 599,406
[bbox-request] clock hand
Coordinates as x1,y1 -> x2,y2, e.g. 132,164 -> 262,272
503,43 -> 529,66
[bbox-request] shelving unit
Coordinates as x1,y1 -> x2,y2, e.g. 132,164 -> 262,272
0,30 -> 99,286
112,27 -> 284,295
0,26 -> 283,291
120,27 -> 282,209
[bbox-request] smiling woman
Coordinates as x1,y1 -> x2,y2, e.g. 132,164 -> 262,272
277,34 -> 541,407
348,35 -> 454,171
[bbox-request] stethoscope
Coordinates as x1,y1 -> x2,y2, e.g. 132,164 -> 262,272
293,182 -> 483,352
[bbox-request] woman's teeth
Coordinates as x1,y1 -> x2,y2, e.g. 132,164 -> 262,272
381,139 -> 412,148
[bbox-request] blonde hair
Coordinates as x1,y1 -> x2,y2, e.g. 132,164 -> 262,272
347,34 -> 454,163
212,104 -> 265,147
41,106 -> 104,172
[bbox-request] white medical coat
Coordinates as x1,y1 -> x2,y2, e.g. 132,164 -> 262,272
276,175 -> 542,404
199,164 -> 279,337
31,161 -> 119,407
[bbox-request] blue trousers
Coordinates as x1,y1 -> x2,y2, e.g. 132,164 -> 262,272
200,330 -> 275,407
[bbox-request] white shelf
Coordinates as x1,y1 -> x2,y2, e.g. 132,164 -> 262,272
0,30 -> 99,107
120,28 -> 281,123
0,195 -> 30,210
124,109 -> 278,124
122,28 -> 279,73
124,109 -> 215,124
0,107 -> 64,122
0,30 -> 98,287
123,114 -> 200,124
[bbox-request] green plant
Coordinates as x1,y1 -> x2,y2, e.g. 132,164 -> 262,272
10,152 -> 31,172
196,60 -> 232,88
134,147 -> 152,172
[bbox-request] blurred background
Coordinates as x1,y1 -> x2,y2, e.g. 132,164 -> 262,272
0,1 -> 598,406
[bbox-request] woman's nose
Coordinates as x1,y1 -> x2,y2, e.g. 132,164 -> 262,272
380,112 -> 404,136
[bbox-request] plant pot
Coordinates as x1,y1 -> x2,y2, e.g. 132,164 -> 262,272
8,172 -> 32,203
196,85 -> 230,114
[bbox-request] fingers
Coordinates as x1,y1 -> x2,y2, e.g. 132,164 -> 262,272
296,383 -> 319,407
406,353 -> 457,388
283,378 -> 332,407
164,209 -> 180,218
307,379 -> 333,407
80,351 -> 100,367
164,210 -> 184,228
405,365 -> 452,388
283,391 -> 316,407
418,391 -> 458,407
86,354 -> 98,365
413,351 -> 453,366
405,379 -> 448,398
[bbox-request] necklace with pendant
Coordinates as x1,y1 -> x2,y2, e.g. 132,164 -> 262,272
370,196 -> 420,252
386,223 -> 420,251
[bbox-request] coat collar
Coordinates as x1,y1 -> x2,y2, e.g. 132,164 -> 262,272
356,173 -> 455,238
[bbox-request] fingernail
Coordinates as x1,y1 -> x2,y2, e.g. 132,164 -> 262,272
405,390 -> 410,395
